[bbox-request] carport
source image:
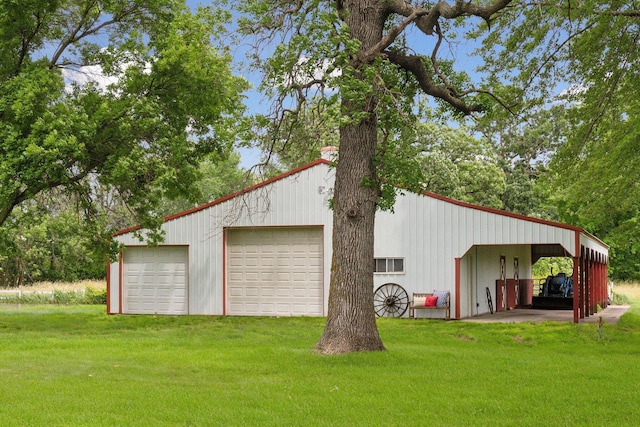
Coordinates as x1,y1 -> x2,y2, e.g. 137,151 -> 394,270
532,232 -> 610,323
489,233 -> 609,324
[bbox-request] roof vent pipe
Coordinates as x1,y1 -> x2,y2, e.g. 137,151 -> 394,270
320,146 -> 338,161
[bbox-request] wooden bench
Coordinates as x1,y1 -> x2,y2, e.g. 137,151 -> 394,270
409,292 -> 450,320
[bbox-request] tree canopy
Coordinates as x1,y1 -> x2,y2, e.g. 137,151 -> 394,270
0,0 -> 248,247
482,0 -> 640,279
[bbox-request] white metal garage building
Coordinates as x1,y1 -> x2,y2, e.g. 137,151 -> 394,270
107,155 -> 609,322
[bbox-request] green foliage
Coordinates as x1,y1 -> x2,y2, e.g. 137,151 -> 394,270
157,151 -> 252,217
1,307 -> 640,424
415,115 -> 506,208
532,257 -> 574,280
0,291 -> 53,304
246,98 -> 340,171
613,292 -> 631,305
0,0 -> 248,251
52,289 -> 84,305
475,0 -> 640,279
552,106 -> 640,280
0,192 -> 108,286
83,286 -> 107,305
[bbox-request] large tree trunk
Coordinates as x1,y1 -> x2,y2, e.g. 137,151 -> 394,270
315,113 -> 385,354
315,0 -> 386,354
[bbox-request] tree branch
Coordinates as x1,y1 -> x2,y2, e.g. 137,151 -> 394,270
385,50 -> 482,115
50,2 -> 138,68
16,11 -> 46,75
358,7 -> 428,64
389,0 -> 514,37
430,21 -> 459,98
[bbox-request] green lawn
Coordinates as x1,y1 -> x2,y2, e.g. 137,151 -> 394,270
1,304 -> 639,426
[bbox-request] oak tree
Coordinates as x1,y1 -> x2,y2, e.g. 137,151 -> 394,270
0,0 -> 247,244
238,0 -> 514,354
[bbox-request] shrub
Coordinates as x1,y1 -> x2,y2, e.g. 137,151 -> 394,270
84,286 -> 107,305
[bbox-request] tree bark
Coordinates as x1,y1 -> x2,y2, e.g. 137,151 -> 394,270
315,0 -> 386,354
315,110 -> 385,354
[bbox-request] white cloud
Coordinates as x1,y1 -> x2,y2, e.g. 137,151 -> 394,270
62,64 -> 119,93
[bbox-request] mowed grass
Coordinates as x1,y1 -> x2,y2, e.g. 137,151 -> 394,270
1,296 -> 640,426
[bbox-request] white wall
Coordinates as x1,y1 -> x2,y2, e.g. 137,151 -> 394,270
459,245 -> 532,318
374,190 -> 566,318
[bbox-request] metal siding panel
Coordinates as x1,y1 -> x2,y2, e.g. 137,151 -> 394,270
436,200 -> 444,285
448,202 -> 458,260
507,216 -> 516,244
413,195 -> 425,291
491,212 -> 501,244
442,202 -> 452,285
517,220 -> 525,245
461,206 -> 474,255
482,212 -> 490,243
473,210 -> 481,242
523,220 -> 533,245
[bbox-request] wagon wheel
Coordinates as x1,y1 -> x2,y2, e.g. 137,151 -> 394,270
374,283 -> 409,318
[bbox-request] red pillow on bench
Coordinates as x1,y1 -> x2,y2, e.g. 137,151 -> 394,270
424,296 -> 438,307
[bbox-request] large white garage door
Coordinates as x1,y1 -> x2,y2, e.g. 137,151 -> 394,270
123,246 -> 188,315
227,227 -> 323,316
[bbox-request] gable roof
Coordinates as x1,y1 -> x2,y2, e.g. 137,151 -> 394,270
114,158 -> 608,250
114,159 -> 331,236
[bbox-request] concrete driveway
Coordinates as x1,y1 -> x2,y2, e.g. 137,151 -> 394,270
462,304 -> 630,324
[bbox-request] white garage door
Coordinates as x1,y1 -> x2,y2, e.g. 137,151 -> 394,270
123,246 -> 188,315
227,227 -> 323,316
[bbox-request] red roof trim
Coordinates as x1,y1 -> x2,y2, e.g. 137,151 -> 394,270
113,158 -> 331,236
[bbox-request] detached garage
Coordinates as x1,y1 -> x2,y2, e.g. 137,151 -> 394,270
107,153 -> 608,322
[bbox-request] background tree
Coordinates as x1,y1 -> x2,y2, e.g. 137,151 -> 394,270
415,116 -> 506,209
480,0 -> 640,280
0,149 -> 250,287
474,106 -> 569,218
157,151 -> 251,217
0,191 -> 108,287
550,15 -> 640,281
0,1 -> 247,249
